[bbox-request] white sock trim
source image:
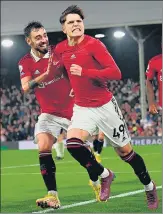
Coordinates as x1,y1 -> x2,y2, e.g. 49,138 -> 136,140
100,168 -> 109,178
144,181 -> 154,191
91,180 -> 100,186
48,190 -> 58,195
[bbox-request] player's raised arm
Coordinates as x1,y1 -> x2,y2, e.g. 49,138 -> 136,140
146,78 -> 158,114
19,53 -> 54,93
82,39 -> 122,81
145,60 -> 158,114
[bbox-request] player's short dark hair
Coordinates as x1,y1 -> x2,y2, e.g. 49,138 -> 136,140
59,5 -> 84,24
24,21 -> 44,38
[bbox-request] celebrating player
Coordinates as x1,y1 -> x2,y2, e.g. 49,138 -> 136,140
19,21 -> 74,209
146,54 -> 162,113
55,5 -> 159,209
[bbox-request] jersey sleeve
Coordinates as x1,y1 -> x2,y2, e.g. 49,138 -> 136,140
91,39 -> 117,68
18,58 -> 32,79
146,59 -> 155,79
82,39 -> 121,81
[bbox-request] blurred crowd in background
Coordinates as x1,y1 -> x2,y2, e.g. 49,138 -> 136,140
1,79 -> 162,142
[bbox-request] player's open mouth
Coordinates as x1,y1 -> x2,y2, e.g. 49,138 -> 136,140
72,28 -> 81,32
40,44 -> 47,48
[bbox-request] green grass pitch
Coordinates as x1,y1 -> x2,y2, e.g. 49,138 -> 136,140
1,145 -> 162,213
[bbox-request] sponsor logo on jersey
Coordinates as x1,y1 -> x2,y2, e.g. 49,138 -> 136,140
38,74 -> 64,88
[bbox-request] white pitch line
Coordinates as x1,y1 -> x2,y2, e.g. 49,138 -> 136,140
1,152 -> 161,170
1,170 -> 161,176
32,186 -> 162,213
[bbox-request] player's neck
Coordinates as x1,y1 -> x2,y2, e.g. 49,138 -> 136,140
31,48 -> 45,58
68,35 -> 85,46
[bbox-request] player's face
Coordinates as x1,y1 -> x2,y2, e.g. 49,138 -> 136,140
26,28 -> 49,54
62,14 -> 84,38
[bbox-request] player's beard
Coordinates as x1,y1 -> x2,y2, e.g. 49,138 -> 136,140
36,46 -> 48,54
35,42 -> 49,54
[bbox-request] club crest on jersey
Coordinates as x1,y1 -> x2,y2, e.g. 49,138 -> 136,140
34,70 -> 40,75
70,54 -> 76,59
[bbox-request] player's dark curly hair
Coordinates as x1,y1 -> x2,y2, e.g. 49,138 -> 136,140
24,21 -> 44,38
59,5 -> 84,24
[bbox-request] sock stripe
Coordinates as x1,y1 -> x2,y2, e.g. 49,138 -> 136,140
39,151 -> 52,157
67,145 -> 82,148
67,138 -> 83,144
121,150 -> 135,162
66,142 -> 88,149
66,142 -> 83,145
66,138 -> 90,149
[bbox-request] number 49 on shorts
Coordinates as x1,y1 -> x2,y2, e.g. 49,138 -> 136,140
113,124 -> 125,138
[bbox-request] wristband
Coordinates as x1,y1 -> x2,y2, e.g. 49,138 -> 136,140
28,80 -> 39,89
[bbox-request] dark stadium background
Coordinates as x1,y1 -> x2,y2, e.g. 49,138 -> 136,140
1,24 -> 162,87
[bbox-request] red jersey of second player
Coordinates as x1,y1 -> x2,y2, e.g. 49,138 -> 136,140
55,35 -> 121,107
146,54 -> 162,107
18,47 -> 74,120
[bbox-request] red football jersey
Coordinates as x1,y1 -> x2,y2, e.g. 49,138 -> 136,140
18,46 -> 74,119
55,35 -> 121,107
146,54 -> 162,107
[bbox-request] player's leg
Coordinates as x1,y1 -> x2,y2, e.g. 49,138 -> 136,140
92,133 -> 101,163
88,133 -> 100,186
98,97 -> 158,209
92,134 -> 99,154
97,131 -> 104,155
115,143 -> 158,210
93,131 -> 104,163
34,113 -> 62,209
66,105 -> 114,201
55,129 -> 65,160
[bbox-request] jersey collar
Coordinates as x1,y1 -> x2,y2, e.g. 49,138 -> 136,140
30,49 -> 49,62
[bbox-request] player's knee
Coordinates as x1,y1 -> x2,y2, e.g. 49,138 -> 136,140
116,143 -> 133,157
36,133 -> 55,152
67,129 -> 89,142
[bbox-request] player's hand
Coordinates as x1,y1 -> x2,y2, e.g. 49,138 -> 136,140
45,52 -> 54,76
70,64 -> 82,76
149,103 -> 158,114
45,51 -> 62,78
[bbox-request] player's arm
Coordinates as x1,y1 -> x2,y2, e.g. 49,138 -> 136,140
82,39 -> 121,81
145,61 -> 158,114
146,78 -> 155,105
19,54 -> 54,93
21,73 -> 48,93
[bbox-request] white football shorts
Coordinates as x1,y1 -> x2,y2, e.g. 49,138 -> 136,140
68,97 -> 131,147
35,113 -> 70,139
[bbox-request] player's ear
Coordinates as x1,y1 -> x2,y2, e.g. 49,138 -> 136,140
62,24 -> 66,34
26,37 -> 31,46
